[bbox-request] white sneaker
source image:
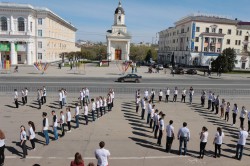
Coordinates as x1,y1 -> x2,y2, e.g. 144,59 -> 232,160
67,130 -> 71,133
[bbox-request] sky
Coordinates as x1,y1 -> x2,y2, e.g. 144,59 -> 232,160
2,0 -> 250,43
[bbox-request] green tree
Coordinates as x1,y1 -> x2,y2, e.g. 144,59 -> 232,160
145,50 -> 152,62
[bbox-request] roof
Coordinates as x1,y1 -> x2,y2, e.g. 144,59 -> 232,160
0,2 -> 77,31
115,1 -> 125,14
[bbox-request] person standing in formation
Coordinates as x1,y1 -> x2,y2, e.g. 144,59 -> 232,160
59,90 -> 63,109
28,121 -> 36,150
151,89 -> 155,103
95,141 -> 110,166
248,111 -> 250,133
84,103 -> 89,125
40,89 -> 44,105
136,96 -> 140,113
43,86 -> 46,104
85,87 -> 90,104
159,89 -> 163,102
91,99 -> 96,122
225,102 -> 230,122
235,128 -> 249,160
62,89 -> 65,106
189,87 -> 194,104
111,89 -> 115,109
152,109 -> 159,134
213,127 -> 224,158
82,88 -> 86,107
211,93 -> 216,112
66,108 -> 72,132
107,94 -> 112,112
147,100 -> 152,124
220,99 -> 226,119
141,97 -> 146,120
178,122 -> 190,156
99,97 -> 103,117
173,87 -> 178,102
59,111 -> 65,137
199,126 -> 208,159
149,105 -> 155,129
42,112 -> 49,145
103,97 -> 107,114
214,95 -> 220,115
232,104 -> 239,127
0,130 -> 6,165
240,106 -> 247,129
51,111 -> 58,140
20,125 -> 28,159
74,103 -> 80,129
166,120 -> 174,153
181,88 -> 186,103
14,89 -> 19,108
96,97 -> 100,119
21,89 -> 25,105
144,89 -> 149,101
64,89 -> 68,105
157,114 -> 165,146
165,88 -> 170,103
24,87 -> 28,104
201,90 -> 206,107
207,91 -> 213,110
37,89 -> 41,109
79,90 -> 83,109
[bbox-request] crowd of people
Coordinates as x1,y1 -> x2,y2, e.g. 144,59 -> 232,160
135,88 -> 249,160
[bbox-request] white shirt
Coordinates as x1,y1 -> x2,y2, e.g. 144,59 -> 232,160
144,90 -> 149,97
59,92 -> 62,101
182,90 -> 186,96
80,92 -> 84,100
0,139 -> 5,147
159,91 -> 163,96
240,109 -> 248,118
166,89 -> 170,95
62,91 -> 65,98
150,109 -> 155,118
159,119 -> 165,130
43,118 -> 49,130
208,93 -> 213,100
75,106 -> 80,116
84,105 -> 88,116
53,115 -> 58,127
166,124 -> 174,137
214,132 -> 224,145
178,127 -> 190,140
95,148 -> 111,166
96,100 -> 100,108
60,114 -> 65,124
21,90 -> 25,97
112,91 -> 115,99
141,99 -> 145,109
189,90 -> 194,96
200,131 -> 208,143
25,89 -> 28,96
226,105 -> 230,113
99,99 -> 103,107
85,88 -> 89,96
20,131 -> 27,141
67,111 -> 71,122
43,88 -> 47,96
147,103 -> 152,114
103,100 -> 107,107
233,106 -> 239,114
29,127 -> 36,139
92,102 -> 96,110
14,91 -> 18,99
237,130 -> 249,145
174,90 -> 178,95
136,98 -> 141,105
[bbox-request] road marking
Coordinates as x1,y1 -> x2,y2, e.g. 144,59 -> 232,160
6,155 -> 188,160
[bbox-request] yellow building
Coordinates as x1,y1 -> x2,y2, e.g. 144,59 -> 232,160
0,2 -> 80,65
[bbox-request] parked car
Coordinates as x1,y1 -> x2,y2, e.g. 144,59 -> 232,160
171,68 -> 185,74
186,69 -> 197,75
117,74 -> 142,83
156,64 -> 164,70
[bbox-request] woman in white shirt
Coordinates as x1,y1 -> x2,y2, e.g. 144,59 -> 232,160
20,125 -> 28,158
232,104 -> 239,127
99,97 -> 103,117
103,97 -> 107,114
0,130 -> 5,165
181,88 -> 186,103
213,127 -> 224,158
66,107 -> 72,132
136,96 -> 141,113
28,121 -> 36,150
165,88 -> 170,103
199,126 -> 208,159
225,102 -> 230,122
173,87 -> 178,102
21,89 -> 25,105
240,106 -> 248,129
84,103 -> 89,125
158,90 -> 163,102
59,111 -> 65,137
220,99 -> 226,119
157,114 -> 165,146
189,87 -> 194,104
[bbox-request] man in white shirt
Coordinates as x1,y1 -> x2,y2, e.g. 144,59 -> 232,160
173,87 -> 178,102
14,89 -> 19,108
151,89 -> 155,103
235,128 -> 249,160
157,114 -> 165,146
166,120 -> 174,153
79,90 -> 84,109
147,101 -> 152,124
181,88 -> 186,103
136,96 -> 141,113
144,90 -> 149,100
59,90 -> 63,109
141,97 -> 146,120
74,103 -> 80,128
61,89 -> 65,106
24,87 -> 28,104
91,98 -> 96,121
165,88 -> 170,103
42,112 -> 49,145
207,91 -> 213,110
85,88 -> 90,103
43,86 -> 47,104
178,122 -> 190,156
95,141 -> 110,166
51,111 -> 58,140
159,89 -> 163,102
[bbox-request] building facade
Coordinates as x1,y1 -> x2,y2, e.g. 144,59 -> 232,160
158,14 -> 250,69
106,1 -> 131,61
0,2 -> 79,65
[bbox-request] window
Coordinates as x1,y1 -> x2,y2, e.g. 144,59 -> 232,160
218,39 -> 222,43
212,28 -> 216,33
30,22 -> 33,32
195,46 -> 198,52
38,18 -> 43,25
195,37 -> 199,42
38,53 -> 42,59
187,27 -> 190,32
227,39 -> 231,45
238,40 -> 241,45
0,17 -> 7,31
206,28 -> 209,33
239,30 -> 242,36
204,47 -> 208,52
235,40 -> 238,45
38,30 -> 42,37
38,41 -> 42,48
18,55 -> 21,62
196,27 -> 200,32
219,29 -> 223,34
187,37 -> 189,41
227,29 -> 231,35
18,17 -> 25,31
181,28 -> 184,33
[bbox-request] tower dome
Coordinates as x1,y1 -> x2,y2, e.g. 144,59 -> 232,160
115,1 -> 125,14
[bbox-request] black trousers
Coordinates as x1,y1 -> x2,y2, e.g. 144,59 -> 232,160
181,95 -> 186,103
15,99 -> 19,108
150,118 -> 153,128
21,140 -> 27,158
215,105 -> 219,114
60,123 -> 65,136
233,113 -> 237,124
0,145 -> 5,165
38,99 -> 41,109
151,95 -> 154,103
165,95 -> 169,102
67,121 -> 71,131
157,130 -> 163,145
173,95 -> 177,102
30,138 -> 35,149
59,101 -> 63,109
43,96 -> 46,103
84,115 -> 88,125
211,102 -> 215,111
136,105 -> 139,113
200,142 -> 207,157
208,100 -> 211,109
248,121 -> 250,132
240,117 -> 245,128
24,96 -> 27,103
166,136 -> 173,152
154,125 -> 159,138
141,109 -> 145,119
225,112 -> 229,121
159,96 -> 162,102
22,97 -> 25,105
214,144 -> 221,157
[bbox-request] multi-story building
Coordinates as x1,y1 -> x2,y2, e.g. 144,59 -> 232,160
0,2 -> 80,65
158,14 -> 250,69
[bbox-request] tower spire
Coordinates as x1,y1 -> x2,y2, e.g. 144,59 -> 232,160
118,0 -> 122,7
